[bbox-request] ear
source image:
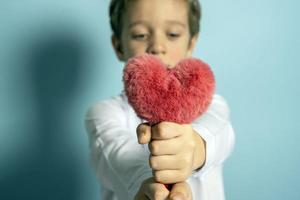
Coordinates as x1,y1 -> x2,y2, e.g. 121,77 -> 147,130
111,35 -> 125,61
186,34 -> 199,57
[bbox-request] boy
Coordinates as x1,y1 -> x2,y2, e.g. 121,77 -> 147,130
85,0 -> 235,199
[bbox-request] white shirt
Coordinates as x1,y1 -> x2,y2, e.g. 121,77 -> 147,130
85,91 -> 235,200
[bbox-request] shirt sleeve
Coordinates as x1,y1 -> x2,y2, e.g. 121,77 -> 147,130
191,94 -> 235,178
85,99 -> 152,200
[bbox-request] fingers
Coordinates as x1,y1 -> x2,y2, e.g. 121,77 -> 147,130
135,180 -> 192,200
136,123 -> 151,144
168,182 -> 192,200
149,155 -> 187,170
144,181 -> 169,200
153,170 -> 190,184
151,122 -> 184,140
137,122 -> 191,144
135,178 -> 169,200
148,137 -> 183,156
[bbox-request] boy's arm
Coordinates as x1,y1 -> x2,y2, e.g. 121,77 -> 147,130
191,94 -> 235,177
85,100 -> 152,200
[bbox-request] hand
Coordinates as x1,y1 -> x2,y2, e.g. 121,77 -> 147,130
136,122 -> 206,184
134,177 -> 192,200
134,177 -> 169,200
168,181 -> 192,200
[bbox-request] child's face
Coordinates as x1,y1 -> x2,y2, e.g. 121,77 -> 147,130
112,0 -> 198,68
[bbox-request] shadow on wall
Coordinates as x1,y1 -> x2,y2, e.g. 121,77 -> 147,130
0,29 -> 88,199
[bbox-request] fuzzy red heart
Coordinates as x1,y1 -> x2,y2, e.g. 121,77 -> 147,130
123,54 -> 215,125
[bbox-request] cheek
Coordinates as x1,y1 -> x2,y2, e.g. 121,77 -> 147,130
169,46 -> 188,63
126,42 -> 147,58
121,36 -> 146,59
168,39 -> 191,62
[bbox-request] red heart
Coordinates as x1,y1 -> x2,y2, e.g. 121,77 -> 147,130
123,54 -> 215,125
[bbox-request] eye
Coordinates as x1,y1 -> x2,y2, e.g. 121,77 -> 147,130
167,32 -> 181,40
131,33 -> 148,41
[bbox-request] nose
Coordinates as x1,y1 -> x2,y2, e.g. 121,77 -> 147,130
147,34 -> 166,55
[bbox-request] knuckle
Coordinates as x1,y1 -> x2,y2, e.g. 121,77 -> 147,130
153,171 -> 162,182
157,124 -> 166,138
150,141 -> 159,155
149,156 -> 157,169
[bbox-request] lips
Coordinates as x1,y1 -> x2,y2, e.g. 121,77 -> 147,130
123,54 -> 215,125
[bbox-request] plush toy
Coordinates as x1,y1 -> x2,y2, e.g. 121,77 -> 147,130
123,53 -> 215,190
123,54 -> 215,125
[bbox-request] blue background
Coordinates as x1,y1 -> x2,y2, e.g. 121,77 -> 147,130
0,0 -> 299,199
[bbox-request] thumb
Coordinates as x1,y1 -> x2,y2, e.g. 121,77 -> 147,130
168,182 -> 192,200
136,123 -> 151,144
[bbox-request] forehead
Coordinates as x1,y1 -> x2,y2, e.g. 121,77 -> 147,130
124,0 -> 189,26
